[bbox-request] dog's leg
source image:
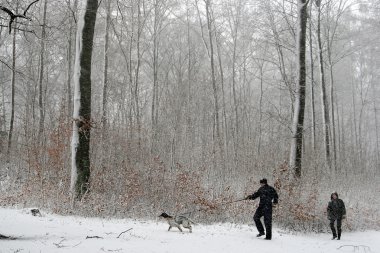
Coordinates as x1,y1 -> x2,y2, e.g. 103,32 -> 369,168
168,226 -> 172,231
178,226 -> 183,232
182,221 -> 193,233
183,224 -> 192,233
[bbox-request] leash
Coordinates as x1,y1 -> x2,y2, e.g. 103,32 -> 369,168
178,198 -> 246,217
218,198 -> 246,206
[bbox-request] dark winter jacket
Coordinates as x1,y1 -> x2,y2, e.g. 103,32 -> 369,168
246,184 -> 279,208
327,193 -> 346,220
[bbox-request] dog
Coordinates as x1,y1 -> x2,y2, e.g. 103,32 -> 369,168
158,212 -> 194,233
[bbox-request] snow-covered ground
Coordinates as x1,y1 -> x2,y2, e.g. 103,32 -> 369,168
0,208 -> 378,253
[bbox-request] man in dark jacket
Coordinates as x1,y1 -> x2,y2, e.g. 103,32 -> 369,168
327,192 -> 346,240
245,178 -> 279,240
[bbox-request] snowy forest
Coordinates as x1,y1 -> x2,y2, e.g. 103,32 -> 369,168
0,0 -> 380,241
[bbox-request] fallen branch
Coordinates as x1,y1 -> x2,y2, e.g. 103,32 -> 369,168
53,239 -> 67,248
86,235 -> 103,239
337,245 -> 371,252
54,238 -> 83,248
101,248 -> 123,252
117,228 -> 133,238
0,234 -> 15,240
72,241 -> 83,248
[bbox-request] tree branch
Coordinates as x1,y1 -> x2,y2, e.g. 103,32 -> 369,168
117,228 -> 133,238
0,24 -> 36,34
23,0 -> 41,16
86,235 -> 103,239
0,0 -> 40,34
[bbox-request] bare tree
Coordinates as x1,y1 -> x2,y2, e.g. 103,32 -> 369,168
316,0 -> 331,167
0,0 -> 40,158
229,0 -> 241,147
324,0 -> 351,169
102,0 -> 111,135
37,0 -> 47,142
308,0 -> 316,151
133,0 -> 143,151
151,0 -> 167,155
66,0 -> 78,118
289,0 -> 308,178
204,0 -> 223,161
71,0 -> 98,199
6,22 -> 16,159
0,0 -> 40,34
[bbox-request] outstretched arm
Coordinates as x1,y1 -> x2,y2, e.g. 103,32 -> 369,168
246,190 -> 260,200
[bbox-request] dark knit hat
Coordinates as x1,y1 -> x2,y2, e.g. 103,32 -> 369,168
331,192 -> 339,199
260,178 -> 268,184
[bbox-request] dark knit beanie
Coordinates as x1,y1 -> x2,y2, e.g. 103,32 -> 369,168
260,178 -> 268,184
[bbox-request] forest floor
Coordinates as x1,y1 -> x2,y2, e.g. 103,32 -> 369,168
0,207 -> 379,253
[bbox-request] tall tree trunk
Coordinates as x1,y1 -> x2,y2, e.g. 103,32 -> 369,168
185,0 -> 194,168
7,27 -> 16,159
214,23 -> 228,168
358,55 -> 366,165
205,0 -> 222,159
258,62 -> 264,155
134,0 -> 142,151
328,62 -> 338,169
70,0 -> 98,199
324,0 -> 346,170
228,1 -> 241,163
101,0 -> 111,184
1,84 -> 5,132
308,1 -> 316,151
370,53 -> 380,168
289,0 -> 308,178
339,103 -> 345,167
316,0 -> 331,167
231,2 -> 240,146
351,75 -> 359,158
38,0 -> 48,142
66,0 -> 78,118
151,0 -> 160,155
128,5 -> 135,150
102,0 -> 110,134
67,21 -> 73,118
265,1 -> 294,114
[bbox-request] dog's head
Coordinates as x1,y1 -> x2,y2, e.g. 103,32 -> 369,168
158,212 -> 173,219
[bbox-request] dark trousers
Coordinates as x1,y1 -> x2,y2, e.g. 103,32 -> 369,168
330,218 -> 342,238
254,206 -> 273,239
